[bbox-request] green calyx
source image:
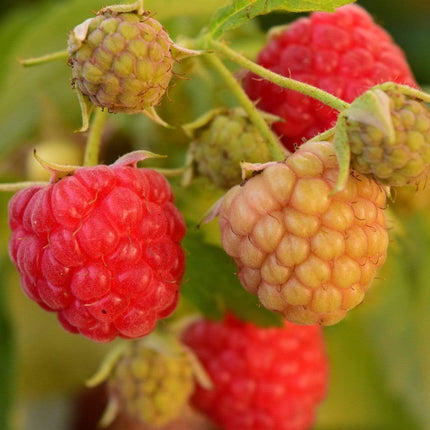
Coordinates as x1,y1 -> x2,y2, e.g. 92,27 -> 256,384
334,83 -> 430,190
184,107 -> 276,189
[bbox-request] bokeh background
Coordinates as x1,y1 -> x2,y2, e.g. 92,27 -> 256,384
0,0 -> 429,429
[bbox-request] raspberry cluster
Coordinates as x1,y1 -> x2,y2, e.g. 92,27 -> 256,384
5,2 -> 425,429
8,158 -> 186,342
244,4 -> 417,151
219,140 -> 388,325
183,314 -> 328,430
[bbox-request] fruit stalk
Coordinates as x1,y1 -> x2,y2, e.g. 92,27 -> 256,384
211,39 -> 350,113
204,51 -> 287,161
20,49 -> 68,67
83,109 -> 108,166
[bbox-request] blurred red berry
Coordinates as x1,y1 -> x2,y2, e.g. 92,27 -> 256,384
243,4 -> 418,152
183,314 -> 328,430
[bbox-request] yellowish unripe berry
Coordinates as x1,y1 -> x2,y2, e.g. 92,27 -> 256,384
219,141 -> 389,325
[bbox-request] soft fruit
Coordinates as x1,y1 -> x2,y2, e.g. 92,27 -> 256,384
345,86 -> 430,187
68,7 -> 175,114
218,140 -> 389,325
106,337 -> 195,427
182,313 -> 328,430
187,108 -> 272,189
8,155 -> 186,342
243,4 -> 417,152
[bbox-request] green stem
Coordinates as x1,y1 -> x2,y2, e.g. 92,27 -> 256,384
20,49 -> 69,67
83,109 -> 108,166
204,52 -> 287,161
0,181 -> 49,192
211,39 -> 350,112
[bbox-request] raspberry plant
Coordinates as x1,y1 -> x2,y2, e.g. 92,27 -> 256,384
0,0 -> 429,429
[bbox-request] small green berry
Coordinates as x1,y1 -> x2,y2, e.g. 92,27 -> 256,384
186,108 -> 274,189
345,85 -> 430,186
107,337 -> 195,427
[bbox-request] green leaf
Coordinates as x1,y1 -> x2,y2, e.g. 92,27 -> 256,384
209,0 -> 356,39
181,230 -> 283,327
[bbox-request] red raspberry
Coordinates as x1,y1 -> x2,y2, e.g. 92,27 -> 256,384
8,157 -> 186,342
243,4 -> 418,152
182,314 -> 328,430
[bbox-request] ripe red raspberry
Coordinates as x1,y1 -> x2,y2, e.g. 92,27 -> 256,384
8,155 -> 186,342
182,314 -> 328,430
218,140 -> 388,326
243,4 -> 418,152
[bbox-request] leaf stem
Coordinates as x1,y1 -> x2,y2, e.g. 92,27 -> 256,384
203,52 -> 287,161
211,39 -> 350,112
20,49 -> 69,67
83,109 -> 108,166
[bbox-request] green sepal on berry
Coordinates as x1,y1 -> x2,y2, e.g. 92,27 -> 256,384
182,107 -> 279,189
333,83 -> 430,191
67,0 -> 203,131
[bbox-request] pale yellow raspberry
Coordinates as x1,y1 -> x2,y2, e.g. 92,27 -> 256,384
219,140 -> 389,325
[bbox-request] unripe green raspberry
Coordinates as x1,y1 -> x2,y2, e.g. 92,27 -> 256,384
345,85 -> 430,186
186,109 -> 273,189
67,8 -> 174,114
107,338 -> 195,427
219,140 -> 389,326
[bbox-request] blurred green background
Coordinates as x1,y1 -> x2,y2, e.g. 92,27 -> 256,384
0,1 -> 429,429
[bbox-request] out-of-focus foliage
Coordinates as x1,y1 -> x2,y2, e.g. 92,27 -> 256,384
182,230 -> 283,327
0,256 -> 14,430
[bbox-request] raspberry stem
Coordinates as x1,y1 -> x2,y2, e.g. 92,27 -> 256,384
0,181 -> 48,192
83,109 -> 108,166
211,39 -> 350,113
20,49 -> 68,67
203,52 -> 288,161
